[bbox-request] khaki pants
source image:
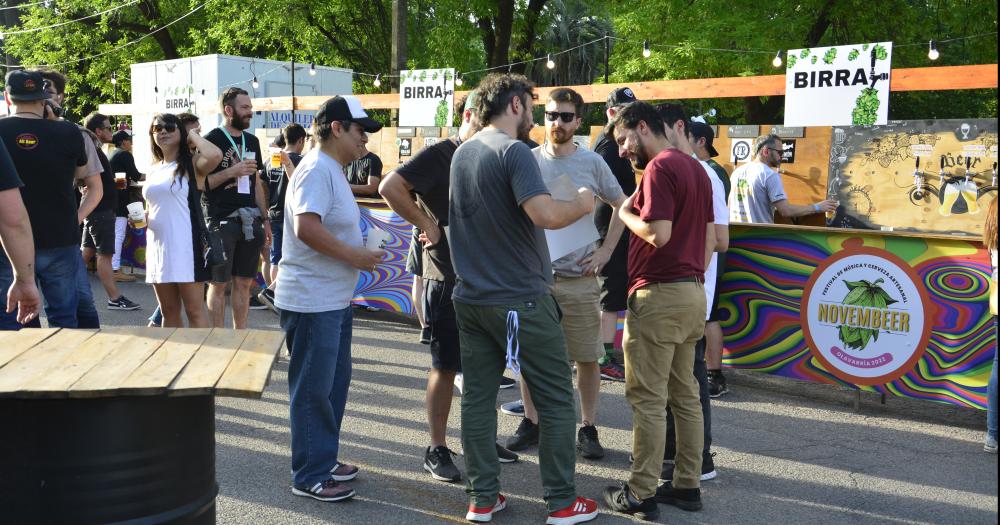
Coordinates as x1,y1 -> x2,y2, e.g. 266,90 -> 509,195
624,281 -> 706,498
552,275 -> 604,363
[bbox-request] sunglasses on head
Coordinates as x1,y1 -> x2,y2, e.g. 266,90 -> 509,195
151,123 -> 177,133
545,111 -> 577,123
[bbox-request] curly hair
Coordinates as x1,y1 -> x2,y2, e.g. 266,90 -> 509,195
473,73 -> 535,128
986,197 -> 998,253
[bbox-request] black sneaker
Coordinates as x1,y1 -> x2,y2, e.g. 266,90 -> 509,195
660,451 -> 717,482
107,295 -> 140,311
249,294 -> 268,310
499,376 -> 516,389
654,481 -> 702,511
257,288 -> 278,313
423,446 -> 462,482
603,481 -> 659,521
291,478 -> 355,502
708,370 -> 729,398
505,418 -> 539,451
495,443 -> 519,463
577,425 -> 605,459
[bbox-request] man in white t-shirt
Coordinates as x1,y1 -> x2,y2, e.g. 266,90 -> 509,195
655,104 -> 728,483
276,96 -> 385,504
729,134 -> 837,223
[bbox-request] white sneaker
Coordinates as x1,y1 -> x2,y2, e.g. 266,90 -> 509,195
454,373 -> 463,395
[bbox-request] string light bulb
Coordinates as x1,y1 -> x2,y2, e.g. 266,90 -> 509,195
927,40 -> 939,61
251,76 -> 259,89
373,74 -> 382,87
546,54 -> 555,69
309,63 -> 316,76
455,74 -> 463,87
642,40 -> 651,58
772,50 -> 783,68
110,72 -> 117,85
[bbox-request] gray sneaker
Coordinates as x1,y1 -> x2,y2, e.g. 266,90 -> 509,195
986,434 -> 998,454
423,446 -> 462,482
291,478 -> 355,502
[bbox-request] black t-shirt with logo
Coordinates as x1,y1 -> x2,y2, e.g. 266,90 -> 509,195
109,148 -> 144,217
0,140 -> 22,192
394,138 -> 459,282
202,128 -> 263,220
265,151 -> 302,220
345,151 -> 383,191
90,147 -> 118,215
0,117 -> 88,250
593,131 -> 637,238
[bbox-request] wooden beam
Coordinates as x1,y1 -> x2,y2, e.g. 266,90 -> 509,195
99,64 -> 998,115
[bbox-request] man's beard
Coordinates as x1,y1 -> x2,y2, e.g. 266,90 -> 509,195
548,127 -> 572,145
631,137 -> 650,169
517,112 -> 533,142
229,112 -> 251,131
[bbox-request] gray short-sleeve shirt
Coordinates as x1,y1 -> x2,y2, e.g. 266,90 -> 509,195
532,145 -> 624,276
449,128 -> 552,304
728,162 -> 787,224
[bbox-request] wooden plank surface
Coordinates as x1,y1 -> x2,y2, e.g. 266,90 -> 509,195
117,328 -> 211,395
169,329 -> 250,395
0,328 -> 58,368
17,328 -> 148,398
0,330 -> 96,397
68,328 -> 175,397
214,330 -> 285,398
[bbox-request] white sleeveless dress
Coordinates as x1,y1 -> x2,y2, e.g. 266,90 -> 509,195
143,161 -> 197,283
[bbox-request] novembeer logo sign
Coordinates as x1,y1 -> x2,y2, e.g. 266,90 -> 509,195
801,240 -> 931,385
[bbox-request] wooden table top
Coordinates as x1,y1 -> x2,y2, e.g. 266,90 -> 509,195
0,328 -> 285,400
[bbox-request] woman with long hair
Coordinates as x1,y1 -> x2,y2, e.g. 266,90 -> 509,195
143,113 -> 222,327
985,197 -> 998,454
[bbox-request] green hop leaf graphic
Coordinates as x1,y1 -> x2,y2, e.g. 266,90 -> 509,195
786,55 -> 798,69
862,44 -> 870,51
800,49 -> 811,58
811,56 -> 818,64
851,87 -> 881,125
837,278 -> 898,351
848,49 -> 860,61
823,48 -> 838,64
873,44 -> 888,61
434,99 -> 449,127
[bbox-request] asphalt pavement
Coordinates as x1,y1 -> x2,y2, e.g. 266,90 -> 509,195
81,274 -> 998,524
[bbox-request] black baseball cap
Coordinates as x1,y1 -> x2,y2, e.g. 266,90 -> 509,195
112,130 -> 134,146
606,87 -> 638,109
315,95 -> 382,133
688,122 -> 719,158
4,70 -> 52,102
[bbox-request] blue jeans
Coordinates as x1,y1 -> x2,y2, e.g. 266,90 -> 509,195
281,306 -> 353,487
74,253 -> 100,329
0,245 -> 81,330
988,316 -> 998,440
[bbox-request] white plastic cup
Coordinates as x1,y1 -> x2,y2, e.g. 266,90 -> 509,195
126,202 -> 146,228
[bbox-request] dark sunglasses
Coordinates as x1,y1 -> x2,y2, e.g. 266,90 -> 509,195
151,123 -> 178,133
544,111 -> 577,123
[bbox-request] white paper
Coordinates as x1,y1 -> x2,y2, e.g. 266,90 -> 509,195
366,227 -> 390,250
237,175 -> 251,194
545,217 -> 600,262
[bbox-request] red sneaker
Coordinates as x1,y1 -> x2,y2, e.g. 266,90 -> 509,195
466,494 -> 507,522
546,496 -> 598,525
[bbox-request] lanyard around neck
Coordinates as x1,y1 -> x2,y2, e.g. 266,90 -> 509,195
218,127 -> 247,159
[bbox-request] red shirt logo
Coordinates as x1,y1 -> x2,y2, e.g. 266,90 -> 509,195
16,133 -> 39,149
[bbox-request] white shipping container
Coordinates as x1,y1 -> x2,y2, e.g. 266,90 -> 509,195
129,54 -> 352,170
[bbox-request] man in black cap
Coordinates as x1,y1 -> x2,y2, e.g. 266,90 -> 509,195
275,95 -> 385,503
109,129 -> 144,283
687,121 -> 731,397
590,86 -> 639,382
0,70 -> 100,329
0,140 -> 41,326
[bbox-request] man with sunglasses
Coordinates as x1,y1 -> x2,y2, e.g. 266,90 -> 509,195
0,70 -> 98,329
729,133 -> 837,223
504,88 -> 626,463
449,73 -> 599,524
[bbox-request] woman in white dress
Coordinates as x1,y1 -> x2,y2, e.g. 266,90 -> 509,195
143,113 -> 222,327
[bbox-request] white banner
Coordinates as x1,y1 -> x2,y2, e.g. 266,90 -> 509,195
784,42 -> 892,127
399,68 -> 455,127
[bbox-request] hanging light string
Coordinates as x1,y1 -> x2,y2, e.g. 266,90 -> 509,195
1,0 -> 140,36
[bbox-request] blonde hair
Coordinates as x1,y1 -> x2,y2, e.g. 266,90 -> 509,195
986,197 -> 998,253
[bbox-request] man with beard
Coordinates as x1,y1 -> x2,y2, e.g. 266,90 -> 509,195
602,101 -> 714,520
203,87 -> 271,329
729,133 -> 836,224
449,73 -> 598,524
505,88 -> 626,463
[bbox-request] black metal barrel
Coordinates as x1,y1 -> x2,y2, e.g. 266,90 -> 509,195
0,395 -> 217,525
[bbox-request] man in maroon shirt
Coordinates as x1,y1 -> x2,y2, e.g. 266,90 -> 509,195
602,102 -> 715,520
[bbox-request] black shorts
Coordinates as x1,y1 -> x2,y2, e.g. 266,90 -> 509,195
423,279 -> 461,372
406,228 -> 423,277
708,252 -> 727,323
81,209 -> 116,255
599,235 -> 629,313
209,218 -> 264,282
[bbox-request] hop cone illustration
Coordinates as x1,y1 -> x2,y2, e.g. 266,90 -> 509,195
838,278 -> 897,351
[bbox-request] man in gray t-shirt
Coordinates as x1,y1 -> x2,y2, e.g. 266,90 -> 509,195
447,73 -> 599,522
729,134 -> 837,223
504,87 -> 626,462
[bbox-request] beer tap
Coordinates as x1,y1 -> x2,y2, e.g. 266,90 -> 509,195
965,156 -> 972,184
992,162 -> 997,188
869,48 -> 889,89
913,156 -> 924,199
939,155 -> 946,187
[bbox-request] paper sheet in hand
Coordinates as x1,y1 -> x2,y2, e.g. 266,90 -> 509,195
543,174 -> 599,262
366,227 -> 390,250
